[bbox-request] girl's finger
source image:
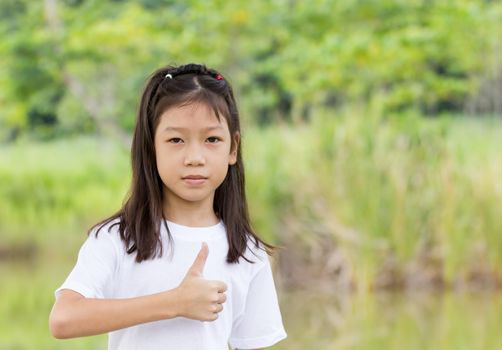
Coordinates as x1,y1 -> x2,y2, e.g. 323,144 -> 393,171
215,281 -> 227,293
213,303 -> 223,313
217,293 -> 227,304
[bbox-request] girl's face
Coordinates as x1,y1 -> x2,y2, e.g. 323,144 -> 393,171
154,101 -> 238,214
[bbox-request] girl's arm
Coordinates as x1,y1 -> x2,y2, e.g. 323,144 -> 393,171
49,288 -> 180,338
50,242 -> 227,339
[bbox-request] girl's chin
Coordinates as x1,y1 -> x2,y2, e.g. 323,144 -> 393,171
165,193 -> 215,204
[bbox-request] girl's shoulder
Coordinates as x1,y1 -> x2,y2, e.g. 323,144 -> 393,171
91,217 -> 121,236
86,218 -> 123,251
242,236 -> 271,266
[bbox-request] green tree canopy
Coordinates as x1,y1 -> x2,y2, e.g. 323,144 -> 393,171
1,0 -> 501,141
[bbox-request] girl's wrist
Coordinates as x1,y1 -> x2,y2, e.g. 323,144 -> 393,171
164,288 -> 182,319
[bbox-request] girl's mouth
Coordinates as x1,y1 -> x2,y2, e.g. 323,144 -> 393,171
182,175 -> 207,185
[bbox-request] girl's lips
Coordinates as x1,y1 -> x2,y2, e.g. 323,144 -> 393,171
182,176 -> 207,185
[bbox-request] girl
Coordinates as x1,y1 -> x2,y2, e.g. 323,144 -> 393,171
49,63 -> 287,350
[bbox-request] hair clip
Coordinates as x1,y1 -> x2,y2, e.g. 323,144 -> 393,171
215,74 -> 224,80
165,73 -> 173,79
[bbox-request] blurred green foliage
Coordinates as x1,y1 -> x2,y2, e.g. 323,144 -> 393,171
1,0 -> 502,141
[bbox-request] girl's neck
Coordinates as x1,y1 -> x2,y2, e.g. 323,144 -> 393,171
163,201 -> 219,228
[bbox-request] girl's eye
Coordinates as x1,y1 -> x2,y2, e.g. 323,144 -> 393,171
207,137 -> 221,143
168,138 -> 183,144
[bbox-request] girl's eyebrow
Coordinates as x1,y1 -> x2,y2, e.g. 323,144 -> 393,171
163,126 -> 224,132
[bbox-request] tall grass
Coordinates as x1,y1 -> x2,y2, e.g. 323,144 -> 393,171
1,114 -> 501,289
249,110 -> 502,290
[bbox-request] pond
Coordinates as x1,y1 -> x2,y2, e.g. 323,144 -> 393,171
275,289 -> 502,350
1,261 -> 501,349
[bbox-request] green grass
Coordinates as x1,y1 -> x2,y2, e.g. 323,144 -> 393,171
0,136 -> 130,247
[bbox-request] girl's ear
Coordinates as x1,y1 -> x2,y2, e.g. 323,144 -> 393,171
229,132 -> 240,165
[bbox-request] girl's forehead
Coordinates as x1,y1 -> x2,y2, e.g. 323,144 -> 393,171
158,102 -> 229,129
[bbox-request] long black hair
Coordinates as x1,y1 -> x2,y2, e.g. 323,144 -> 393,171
92,63 -> 276,263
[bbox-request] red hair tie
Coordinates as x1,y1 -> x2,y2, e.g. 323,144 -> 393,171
215,74 -> 224,80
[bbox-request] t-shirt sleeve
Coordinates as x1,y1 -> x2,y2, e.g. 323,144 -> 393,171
228,254 -> 287,349
55,229 -> 119,299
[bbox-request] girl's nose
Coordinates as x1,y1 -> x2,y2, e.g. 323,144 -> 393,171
184,145 -> 205,166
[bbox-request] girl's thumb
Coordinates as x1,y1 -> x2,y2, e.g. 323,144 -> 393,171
188,242 -> 209,276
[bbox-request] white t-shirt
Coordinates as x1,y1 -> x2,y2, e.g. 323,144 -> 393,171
55,219 -> 287,350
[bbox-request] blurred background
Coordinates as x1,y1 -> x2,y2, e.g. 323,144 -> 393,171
1,0 -> 501,349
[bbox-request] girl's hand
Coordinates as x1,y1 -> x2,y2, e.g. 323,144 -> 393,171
174,242 -> 227,321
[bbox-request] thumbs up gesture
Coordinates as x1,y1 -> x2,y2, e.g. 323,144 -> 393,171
175,242 -> 228,321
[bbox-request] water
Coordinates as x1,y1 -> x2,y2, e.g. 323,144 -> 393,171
1,262 -> 501,349
275,289 -> 502,350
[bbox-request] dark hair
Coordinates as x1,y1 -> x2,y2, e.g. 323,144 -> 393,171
91,63 -> 276,264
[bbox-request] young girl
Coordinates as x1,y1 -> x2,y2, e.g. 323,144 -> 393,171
49,63 -> 287,350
